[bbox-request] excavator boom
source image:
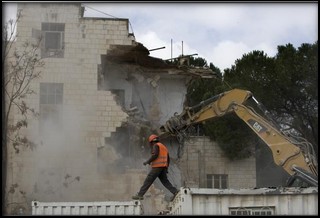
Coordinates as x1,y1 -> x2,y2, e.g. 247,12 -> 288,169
157,88 -> 318,187
158,89 -> 252,137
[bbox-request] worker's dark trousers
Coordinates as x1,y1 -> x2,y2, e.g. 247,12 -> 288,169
138,167 -> 178,197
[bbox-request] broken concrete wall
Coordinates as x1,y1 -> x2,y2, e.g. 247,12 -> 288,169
101,65 -> 188,127
6,3 -> 165,215
97,55 -> 190,212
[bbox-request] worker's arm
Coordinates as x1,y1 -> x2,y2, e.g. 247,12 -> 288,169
144,144 -> 159,165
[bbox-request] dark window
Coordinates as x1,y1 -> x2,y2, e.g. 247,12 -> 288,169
45,32 -> 62,50
207,174 -> 228,189
39,83 -> 63,134
41,23 -> 65,58
40,83 -> 63,104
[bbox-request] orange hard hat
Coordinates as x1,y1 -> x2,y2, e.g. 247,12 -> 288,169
148,134 -> 159,143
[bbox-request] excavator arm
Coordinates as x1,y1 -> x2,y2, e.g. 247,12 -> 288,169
157,88 -> 318,187
158,89 -> 253,138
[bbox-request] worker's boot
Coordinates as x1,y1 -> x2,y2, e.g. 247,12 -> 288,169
132,194 -> 144,200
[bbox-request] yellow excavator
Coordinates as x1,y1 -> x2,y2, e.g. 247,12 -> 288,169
157,88 -> 318,187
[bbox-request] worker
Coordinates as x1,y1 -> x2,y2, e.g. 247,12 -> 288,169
132,134 -> 179,200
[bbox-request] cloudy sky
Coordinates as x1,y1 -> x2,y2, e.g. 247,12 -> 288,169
3,2 -> 318,71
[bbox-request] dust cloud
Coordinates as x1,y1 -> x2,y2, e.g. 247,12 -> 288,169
20,72 -> 183,214
26,104 -> 93,201
23,95 -> 151,203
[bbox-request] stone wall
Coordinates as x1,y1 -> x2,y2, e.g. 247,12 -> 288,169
178,137 -> 256,189
5,3 -> 154,215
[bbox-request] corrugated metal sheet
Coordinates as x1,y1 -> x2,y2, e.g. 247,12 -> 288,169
32,200 -> 143,215
169,187 -> 318,215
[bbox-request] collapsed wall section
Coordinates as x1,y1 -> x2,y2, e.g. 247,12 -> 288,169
5,3 -> 141,215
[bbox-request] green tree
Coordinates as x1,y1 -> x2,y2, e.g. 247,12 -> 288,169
223,50 -> 276,103
220,42 -> 318,158
213,50 -> 278,159
223,42 -> 318,157
186,42 -> 318,160
272,42 -> 318,153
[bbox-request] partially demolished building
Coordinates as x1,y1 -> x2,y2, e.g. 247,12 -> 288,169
4,3 -> 317,215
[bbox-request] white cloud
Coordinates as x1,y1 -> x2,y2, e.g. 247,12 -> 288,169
211,41 -> 249,70
3,2 -> 17,23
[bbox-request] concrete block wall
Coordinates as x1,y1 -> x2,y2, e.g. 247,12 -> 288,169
5,3 -> 144,215
178,136 -> 256,189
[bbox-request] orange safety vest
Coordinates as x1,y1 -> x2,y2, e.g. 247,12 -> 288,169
151,143 -> 168,168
